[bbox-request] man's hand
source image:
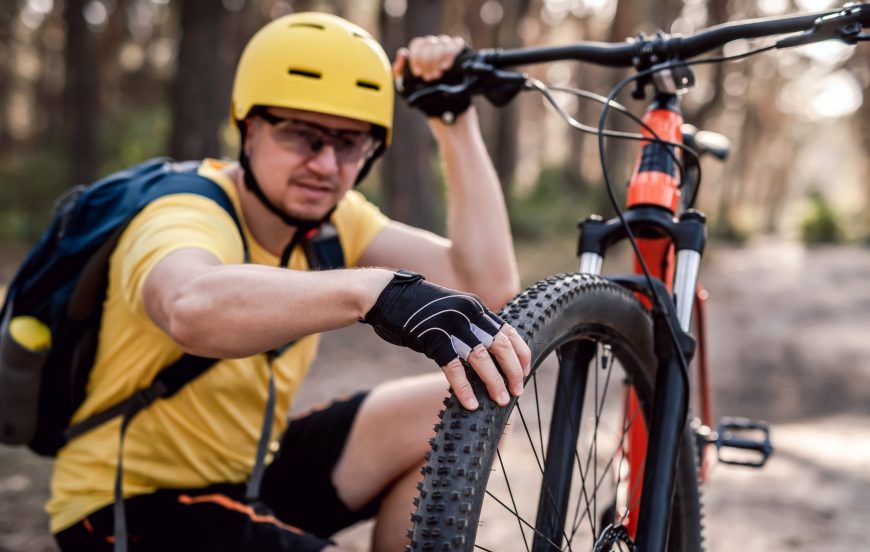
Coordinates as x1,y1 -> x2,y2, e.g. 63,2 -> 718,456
393,35 -> 474,121
363,271 -> 531,410
393,35 -> 466,82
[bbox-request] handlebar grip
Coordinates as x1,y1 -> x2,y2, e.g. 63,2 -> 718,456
397,48 -> 477,120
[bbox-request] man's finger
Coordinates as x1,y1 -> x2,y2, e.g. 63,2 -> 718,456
392,47 -> 409,79
438,34 -> 455,69
407,37 -> 426,76
502,324 -> 532,377
487,331 -> 524,396
442,358 -> 478,410
417,35 -> 440,80
467,345 -> 511,407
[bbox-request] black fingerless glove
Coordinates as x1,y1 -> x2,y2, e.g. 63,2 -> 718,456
363,270 -> 505,366
399,48 -> 474,121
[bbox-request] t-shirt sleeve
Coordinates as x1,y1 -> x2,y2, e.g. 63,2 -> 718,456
114,194 -> 246,315
332,189 -> 390,267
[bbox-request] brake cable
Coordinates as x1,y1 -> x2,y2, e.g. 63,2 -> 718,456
528,80 -> 703,193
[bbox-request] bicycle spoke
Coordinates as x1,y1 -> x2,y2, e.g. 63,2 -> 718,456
515,403 -> 546,476
496,449 -> 531,552
591,345 -> 617,536
620,463 -> 647,529
596,406 -> 641,503
592,343 -> 602,545
567,444 -> 597,547
484,489 -> 566,551
565,342 -> 603,544
589,344 -> 618,542
533,372 -> 546,464
569,353 -> 639,543
595,346 -> 617,422
513,403 -> 575,549
617,405 -> 646,527
569,448 -> 616,545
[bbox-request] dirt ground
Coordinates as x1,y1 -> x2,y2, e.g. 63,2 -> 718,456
1,237 -> 868,551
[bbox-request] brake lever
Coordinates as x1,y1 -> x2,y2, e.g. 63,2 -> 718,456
776,3 -> 868,48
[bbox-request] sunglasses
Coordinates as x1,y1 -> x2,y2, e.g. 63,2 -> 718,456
257,111 -> 380,165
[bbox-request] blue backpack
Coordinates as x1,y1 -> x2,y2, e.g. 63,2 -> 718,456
0,158 -> 252,456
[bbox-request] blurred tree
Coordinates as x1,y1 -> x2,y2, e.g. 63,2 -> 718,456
64,0 -> 101,185
684,0 -> 728,127
379,0 -> 441,231
474,0 -> 531,194
170,0 -> 232,160
34,10 -> 66,147
0,0 -> 865,244
602,0 -> 644,187
0,2 -> 17,150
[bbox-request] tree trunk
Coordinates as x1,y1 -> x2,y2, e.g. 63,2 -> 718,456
170,0 -> 230,160
0,2 -> 17,150
603,0 -> 643,188
491,0 -> 531,195
64,0 -> 101,185
683,0 -> 729,127
378,0 -> 441,231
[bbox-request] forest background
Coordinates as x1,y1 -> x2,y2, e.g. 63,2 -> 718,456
0,0 -> 867,249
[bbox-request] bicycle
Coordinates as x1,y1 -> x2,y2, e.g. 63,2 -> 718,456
401,4 -> 869,551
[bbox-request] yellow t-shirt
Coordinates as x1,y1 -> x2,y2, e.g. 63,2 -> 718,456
47,159 -> 389,532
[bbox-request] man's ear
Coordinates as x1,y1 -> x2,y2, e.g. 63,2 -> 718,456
244,118 -> 256,148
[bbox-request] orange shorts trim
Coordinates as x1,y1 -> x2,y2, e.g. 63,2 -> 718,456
178,493 -> 304,535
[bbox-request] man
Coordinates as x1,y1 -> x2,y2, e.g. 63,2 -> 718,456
49,12 -> 529,552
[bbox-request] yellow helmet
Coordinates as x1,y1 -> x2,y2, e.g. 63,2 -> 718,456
231,12 -> 394,145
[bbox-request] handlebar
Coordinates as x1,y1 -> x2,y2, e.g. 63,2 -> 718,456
478,3 -> 867,69
399,3 -> 868,121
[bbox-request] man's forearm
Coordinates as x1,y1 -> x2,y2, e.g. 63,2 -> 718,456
164,264 -> 394,358
430,108 -> 520,306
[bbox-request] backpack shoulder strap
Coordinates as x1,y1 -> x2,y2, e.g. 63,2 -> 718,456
64,164 -> 250,443
63,353 -> 217,441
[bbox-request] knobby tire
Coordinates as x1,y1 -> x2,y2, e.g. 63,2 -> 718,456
408,274 -> 703,552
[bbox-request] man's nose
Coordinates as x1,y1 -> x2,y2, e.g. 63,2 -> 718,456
307,142 -> 340,175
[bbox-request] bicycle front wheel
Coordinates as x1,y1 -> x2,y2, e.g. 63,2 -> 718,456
408,274 -> 702,551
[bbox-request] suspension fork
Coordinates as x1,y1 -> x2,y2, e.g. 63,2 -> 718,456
578,93 -> 707,549
624,94 -> 684,545
604,275 -> 695,551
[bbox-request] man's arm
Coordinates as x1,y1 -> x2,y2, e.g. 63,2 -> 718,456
143,248 -> 394,358
358,39 -> 519,310
142,249 -> 530,409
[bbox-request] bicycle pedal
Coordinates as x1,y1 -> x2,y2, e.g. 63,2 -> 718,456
713,416 -> 774,468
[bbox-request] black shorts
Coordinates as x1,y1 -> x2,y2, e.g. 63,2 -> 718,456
55,392 -> 380,552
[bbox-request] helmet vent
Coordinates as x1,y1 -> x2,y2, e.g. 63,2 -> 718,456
356,80 -> 380,91
288,69 -> 322,79
288,22 -> 324,30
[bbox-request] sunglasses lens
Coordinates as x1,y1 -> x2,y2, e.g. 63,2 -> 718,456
270,119 -> 372,163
